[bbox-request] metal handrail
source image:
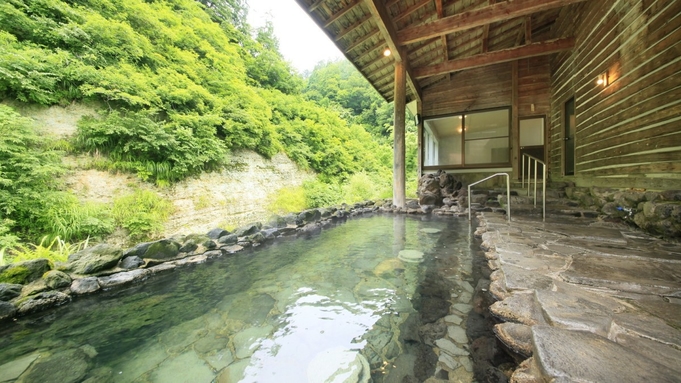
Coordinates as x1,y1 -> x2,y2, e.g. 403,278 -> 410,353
521,153 -> 546,221
468,173 -> 510,223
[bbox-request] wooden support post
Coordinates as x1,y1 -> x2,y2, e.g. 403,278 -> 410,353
394,59 -> 407,208
511,60 -> 519,180
417,100 -> 423,180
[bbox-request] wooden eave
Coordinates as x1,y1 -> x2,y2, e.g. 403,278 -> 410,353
295,0 -> 587,103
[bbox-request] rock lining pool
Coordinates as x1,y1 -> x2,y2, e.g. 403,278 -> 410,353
0,214 -> 479,382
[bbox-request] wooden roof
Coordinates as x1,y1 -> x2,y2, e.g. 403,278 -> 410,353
295,0 -> 584,103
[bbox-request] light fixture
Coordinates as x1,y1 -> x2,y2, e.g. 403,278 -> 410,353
596,70 -> 609,87
383,48 -> 391,57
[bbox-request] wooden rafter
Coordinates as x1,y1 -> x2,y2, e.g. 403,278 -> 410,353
385,0 -> 401,8
324,1 -> 362,28
481,0 -> 494,53
364,0 -> 422,102
435,0 -> 448,63
525,16 -> 532,43
394,0 -> 431,24
413,37 -> 575,78
398,0 -> 587,45
334,14 -> 372,41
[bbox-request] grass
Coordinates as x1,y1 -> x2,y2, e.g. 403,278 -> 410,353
5,236 -> 90,265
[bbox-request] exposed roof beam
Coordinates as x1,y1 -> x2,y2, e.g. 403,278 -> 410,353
324,1 -> 362,28
346,29 -> 382,52
398,0 -> 587,45
308,0 -> 325,12
364,0 -> 422,102
414,37 -> 575,78
385,0 -> 401,8
525,16 -> 532,43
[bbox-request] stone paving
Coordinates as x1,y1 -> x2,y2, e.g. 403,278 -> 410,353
476,212 -> 681,383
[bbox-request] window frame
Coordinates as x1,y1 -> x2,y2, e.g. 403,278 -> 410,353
421,106 -> 512,171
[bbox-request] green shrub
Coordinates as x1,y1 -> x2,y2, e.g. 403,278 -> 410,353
4,236 -> 88,265
303,179 -> 342,208
268,186 -> 307,215
38,192 -> 114,242
341,172 -> 389,203
112,189 -> 173,240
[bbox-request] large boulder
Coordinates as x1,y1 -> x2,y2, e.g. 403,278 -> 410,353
140,239 -> 181,261
44,270 -> 72,289
417,174 -> 442,206
0,283 -> 23,301
234,223 -> 262,237
0,301 -> 16,320
206,228 -> 230,239
63,244 -> 123,275
179,234 -> 214,253
17,291 -> 71,315
0,259 -> 51,285
298,209 -> 321,224
17,348 -> 89,383
70,277 -> 100,295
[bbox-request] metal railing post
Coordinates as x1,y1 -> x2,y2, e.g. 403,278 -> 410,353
468,173 -> 510,224
521,153 -> 547,222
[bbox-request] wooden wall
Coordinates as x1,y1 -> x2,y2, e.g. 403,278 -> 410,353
422,63 -> 511,118
548,0 -> 681,189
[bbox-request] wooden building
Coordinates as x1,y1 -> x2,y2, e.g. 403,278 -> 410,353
295,0 -> 681,208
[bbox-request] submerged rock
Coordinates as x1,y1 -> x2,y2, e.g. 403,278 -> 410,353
64,244 -> 123,275
398,249 -> 425,263
306,348 -> 371,383
18,348 -> 89,383
0,353 -> 39,382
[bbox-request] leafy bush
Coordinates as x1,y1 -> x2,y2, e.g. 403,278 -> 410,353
38,192 -> 114,242
112,189 -> 173,240
267,186 -> 307,215
341,172 -> 389,203
303,179 -> 342,209
7,236 -> 88,264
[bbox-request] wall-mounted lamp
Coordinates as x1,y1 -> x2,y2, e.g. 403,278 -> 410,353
596,70 -> 609,87
414,113 -> 421,125
383,48 -> 391,57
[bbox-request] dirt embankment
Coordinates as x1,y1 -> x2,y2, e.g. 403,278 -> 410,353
11,102 -> 314,241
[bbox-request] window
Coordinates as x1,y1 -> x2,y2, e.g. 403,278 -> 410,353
423,108 -> 510,168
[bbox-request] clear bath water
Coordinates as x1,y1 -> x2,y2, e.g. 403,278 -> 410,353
0,214 -> 476,383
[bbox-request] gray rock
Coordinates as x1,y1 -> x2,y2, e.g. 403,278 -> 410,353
21,279 -> 50,297
234,222 -> 262,237
97,269 -> 149,288
140,239 -> 180,261
0,301 -> 17,320
532,326 -> 680,383
233,325 -> 273,359
44,270 -> 72,289
435,338 -> 468,356
0,283 -> 23,301
179,234 -> 213,253
0,259 -> 51,285
18,348 -> 89,383
266,215 -> 288,228
122,241 -> 152,258
246,232 -> 265,244
70,277 -> 100,294
298,209 -> 321,223
218,233 -> 238,245
64,244 -> 123,274
17,291 -> 71,315
220,244 -> 243,254
207,228 -> 230,239
494,322 -> 533,357
119,256 -> 144,270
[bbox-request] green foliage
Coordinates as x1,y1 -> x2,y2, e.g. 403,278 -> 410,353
267,186 -> 307,215
303,179 -> 342,209
0,265 -> 32,284
112,189 -> 173,240
0,105 -> 65,238
38,193 -> 114,242
7,236 -> 87,265
341,172 -> 390,204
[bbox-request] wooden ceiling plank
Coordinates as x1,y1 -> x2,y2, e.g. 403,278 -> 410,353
394,0 -> 431,24
436,0 -> 444,17
525,16 -> 532,43
414,37 -> 575,78
398,0 -> 587,45
324,1 -> 362,28
364,0 -> 422,102
335,14 -> 373,41
308,0 -> 325,12
385,0 -> 402,9
346,29 -> 382,52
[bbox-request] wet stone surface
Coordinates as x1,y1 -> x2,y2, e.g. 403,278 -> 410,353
479,212 -> 681,383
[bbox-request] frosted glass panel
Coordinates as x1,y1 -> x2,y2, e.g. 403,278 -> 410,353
520,118 -> 544,146
423,116 -> 462,166
465,110 -> 509,139
465,138 -> 509,164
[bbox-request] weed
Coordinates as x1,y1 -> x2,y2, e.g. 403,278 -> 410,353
113,189 -> 174,240
268,186 -> 307,214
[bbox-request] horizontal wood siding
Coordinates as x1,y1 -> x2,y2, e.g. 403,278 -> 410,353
422,62 -> 511,117
549,0 -> 681,188
518,56 -> 551,117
